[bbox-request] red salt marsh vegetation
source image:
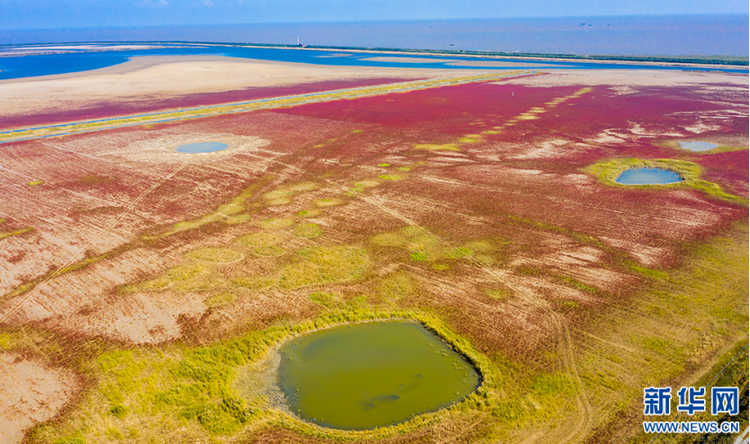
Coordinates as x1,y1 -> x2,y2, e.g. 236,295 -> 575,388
0,77 -> 412,131
0,70 -> 747,444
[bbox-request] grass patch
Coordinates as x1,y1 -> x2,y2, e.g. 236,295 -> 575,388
309,292 -> 339,309
0,226 -> 34,240
378,273 -> 416,300
485,288 -> 511,301
253,246 -> 285,257
410,251 -> 429,261
572,222 -> 748,443
279,246 -> 369,289
205,293 -> 237,307
29,309 -> 501,443
123,263 -> 207,292
258,218 -> 294,229
354,180 -> 380,188
414,143 -> 460,151
27,180 -> 45,186
370,233 -> 407,247
225,214 -> 251,224
293,223 -> 322,239
238,232 -> 284,247
587,158 -> 747,204
186,247 -> 243,263
631,265 -> 669,280
377,175 -> 401,180
154,176 -> 271,238
230,277 -> 275,290
297,209 -> 322,218
377,163 -> 391,167
445,246 -> 474,259
0,333 -> 11,349
314,198 -> 343,207
265,197 -> 291,206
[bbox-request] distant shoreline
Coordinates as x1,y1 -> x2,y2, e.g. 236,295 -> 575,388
2,40 -> 747,68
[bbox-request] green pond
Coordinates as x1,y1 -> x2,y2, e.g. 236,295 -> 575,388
277,321 -> 480,430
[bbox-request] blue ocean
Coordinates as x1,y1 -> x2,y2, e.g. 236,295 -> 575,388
0,15 -> 747,80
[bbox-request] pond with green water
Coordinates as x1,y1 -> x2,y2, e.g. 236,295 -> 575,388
277,320 -> 480,430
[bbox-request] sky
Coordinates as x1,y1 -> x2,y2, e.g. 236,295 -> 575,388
1,0 -> 748,30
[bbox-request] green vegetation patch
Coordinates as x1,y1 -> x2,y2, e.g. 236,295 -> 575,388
377,163 -> 391,167
587,158 -> 747,204
205,293 -> 237,307
297,209 -> 322,218
263,190 -> 292,200
569,223 -> 748,443
378,175 -> 401,181
485,288 -> 511,301
230,277 -> 275,291
378,273 -> 416,300
238,231 -> 284,247
0,226 -> 34,240
262,182 -> 319,206
354,180 -> 380,188
0,333 -> 11,350
406,234 -> 443,260
162,264 -> 207,283
294,223 -> 322,239
410,251 -> 429,261
414,143 -> 460,151
314,198 -> 343,207
252,246 -> 285,257
279,246 -> 369,289
225,214 -> 252,225
186,247 -> 243,263
31,310 -> 499,443
258,218 -> 294,229
370,233 -> 407,247
309,291 -> 339,308
154,177 -> 270,238
372,226 -> 492,264
122,263 -> 207,292
27,180 -> 45,186
265,197 -> 291,206
444,246 -> 474,259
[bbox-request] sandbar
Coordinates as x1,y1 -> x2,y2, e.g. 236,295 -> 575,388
0,55 -> 476,119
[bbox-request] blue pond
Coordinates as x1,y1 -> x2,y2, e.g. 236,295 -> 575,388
679,141 -> 718,152
616,168 -> 682,185
176,142 -> 228,153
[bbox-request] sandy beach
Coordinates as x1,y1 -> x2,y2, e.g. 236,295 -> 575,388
0,55 -> 473,118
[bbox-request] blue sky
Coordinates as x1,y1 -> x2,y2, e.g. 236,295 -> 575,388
1,0 -> 748,29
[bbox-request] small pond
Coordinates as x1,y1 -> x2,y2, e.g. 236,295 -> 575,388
616,168 -> 682,186
277,321 -> 480,430
679,141 -> 718,152
176,142 -> 229,153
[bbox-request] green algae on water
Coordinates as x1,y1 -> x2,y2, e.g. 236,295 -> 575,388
277,321 -> 479,430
